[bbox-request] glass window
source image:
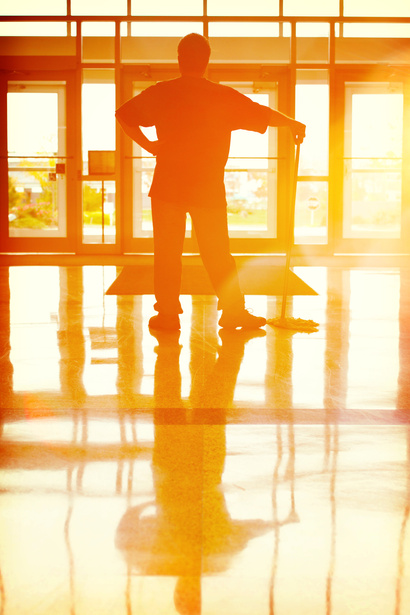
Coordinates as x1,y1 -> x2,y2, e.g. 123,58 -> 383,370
343,84 -> 403,239
82,82 -> 116,172
132,85 -> 160,238
209,22 -> 280,37
130,22 -> 202,36
82,181 -> 116,244
294,182 -> 328,245
131,0 -> 203,15
7,84 -> 67,238
344,0 -> 410,17
296,23 -> 330,37
0,22 -> 68,36
283,0 -> 339,16
224,87 -> 278,238
82,74 -> 116,245
296,79 -> 329,176
294,76 -> 329,245
82,22 -> 116,37
71,0 -> 127,16
342,23 -> 410,37
131,98 -> 189,239
207,0 -> 279,16
130,84 -> 187,239
8,92 -> 58,156
0,0 -> 66,14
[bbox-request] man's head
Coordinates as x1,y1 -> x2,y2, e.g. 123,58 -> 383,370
177,33 -> 211,76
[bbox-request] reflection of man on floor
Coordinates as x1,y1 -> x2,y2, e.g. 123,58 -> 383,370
116,33 -> 305,331
115,328 -> 272,614
116,411 -> 272,615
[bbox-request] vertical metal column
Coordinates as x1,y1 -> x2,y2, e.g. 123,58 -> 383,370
74,19 -> 83,253
115,19 -> 123,253
0,74 -> 8,252
328,20 -> 337,255
203,0 -> 208,38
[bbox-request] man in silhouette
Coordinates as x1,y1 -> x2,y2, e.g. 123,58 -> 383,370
116,33 -> 305,331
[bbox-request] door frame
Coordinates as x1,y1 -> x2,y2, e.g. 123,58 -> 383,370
119,64 -> 293,255
332,67 -> 410,254
0,70 -> 78,253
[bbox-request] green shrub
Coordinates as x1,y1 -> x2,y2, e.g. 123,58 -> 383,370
83,211 -> 111,225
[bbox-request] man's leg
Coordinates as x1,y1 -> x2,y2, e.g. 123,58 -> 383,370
150,199 -> 186,328
189,205 -> 244,312
190,205 -> 266,328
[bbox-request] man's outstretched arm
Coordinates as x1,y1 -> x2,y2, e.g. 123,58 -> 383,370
115,112 -> 159,156
268,109 -> 306,144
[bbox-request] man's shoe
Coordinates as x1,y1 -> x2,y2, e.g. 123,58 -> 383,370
218,309 -> 266,329
148,314 -> 180,331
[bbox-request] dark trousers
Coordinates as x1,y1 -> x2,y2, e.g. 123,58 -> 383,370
151,199 -> 244,315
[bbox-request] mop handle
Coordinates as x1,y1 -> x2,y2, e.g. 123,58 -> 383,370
280,142 -> 301,320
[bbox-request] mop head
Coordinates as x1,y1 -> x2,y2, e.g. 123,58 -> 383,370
267,316 -> 319,333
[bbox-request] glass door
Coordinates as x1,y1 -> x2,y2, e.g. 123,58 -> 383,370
294,72 -> 329,249
4,77 -> 75,252
121,67 -> 197,253
221,83 -> 278,248
121,67 -> 290,254
131,81 -> 195,244
208,67 -> 289,253
334,75 -> 406,253
81,69 -> 117,250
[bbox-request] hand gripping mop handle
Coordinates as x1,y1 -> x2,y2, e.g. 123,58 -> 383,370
280,141 -> 301,320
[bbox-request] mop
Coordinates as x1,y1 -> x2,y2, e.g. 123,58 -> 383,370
267,142 -> 319,332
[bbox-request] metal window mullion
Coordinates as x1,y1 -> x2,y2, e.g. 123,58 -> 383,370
75,19 -> 84,251
290,21 -> 296,115
115,19 -> 122,253
401,79 -> 410,248
203,0 -> 208,38
268,86 -> 278,238
328,20 -> 337,254
279,0 -> 284,37
66,0 -> 71,36
1,15 -> 410,23
127,0 -> 131,37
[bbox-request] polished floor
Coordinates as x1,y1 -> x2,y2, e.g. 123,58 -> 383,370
0,265 -> 409,614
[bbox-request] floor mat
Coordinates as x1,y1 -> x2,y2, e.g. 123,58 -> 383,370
106,258 -> 317,296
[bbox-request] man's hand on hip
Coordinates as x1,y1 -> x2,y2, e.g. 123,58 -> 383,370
148,140 -> 160,156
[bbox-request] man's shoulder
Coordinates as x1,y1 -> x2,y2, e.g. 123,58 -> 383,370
139,77 -> 243,112
140,78 -> 180,96
151,77 -> 183,90
198,79 -> 235,94
145,77 -> 233,103
153,77 -> 232,93
205,80 -> 247,101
